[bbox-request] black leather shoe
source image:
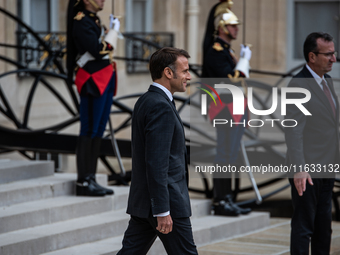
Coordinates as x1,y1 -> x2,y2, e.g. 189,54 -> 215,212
225,195 -> 251,215
76,177 -> 106,196
213,200 -> 240,216
89,175 -> 114,195
93,182 -> 114,195
231,203 -> 252,214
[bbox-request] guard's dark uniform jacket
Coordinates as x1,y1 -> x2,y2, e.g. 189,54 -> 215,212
73,10 -> 117,97
202,37 -> 239,78
202,37 -> 247,118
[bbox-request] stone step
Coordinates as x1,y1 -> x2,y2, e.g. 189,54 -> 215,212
190,198 -> 211,219
109,186 -> 129,211
0,185 -> 129,234
0,196 -> 113,234
0,210 -> 130,255
0,189 -> 209,235
0,160 -> 54,184
42,212 -> 270,255
41,235 -> 123,255
0,197 -> 219,255
0,173 -> 108,207
148,212 -> 270,255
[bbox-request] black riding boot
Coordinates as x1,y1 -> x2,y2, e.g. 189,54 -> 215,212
89,137 -> 114,195
212,177 -> 240,216
225,194 -> 251,215
212,166 -> 252,216
76,136 -> 106,196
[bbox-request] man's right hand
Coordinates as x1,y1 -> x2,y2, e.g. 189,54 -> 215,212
240,44 -> 252,61
156,215 -> 173,234
294,172 -> 313,196
109,14 -> 120,31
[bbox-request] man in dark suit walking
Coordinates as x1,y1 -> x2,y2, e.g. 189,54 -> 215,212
117,47 -> 198,255
285,32 -> 339,254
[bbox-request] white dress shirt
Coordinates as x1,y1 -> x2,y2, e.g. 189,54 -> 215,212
306,64 -> 336,106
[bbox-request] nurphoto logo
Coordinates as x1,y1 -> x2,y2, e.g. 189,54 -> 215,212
199,84 -> 312,128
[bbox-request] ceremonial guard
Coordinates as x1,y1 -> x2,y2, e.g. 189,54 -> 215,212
66,0 -> 119,196
202,2 -> 252,216
202,0 -> 231,73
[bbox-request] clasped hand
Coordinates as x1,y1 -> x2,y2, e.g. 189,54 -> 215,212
240,44 -> 252,61
109,14 -> 120,31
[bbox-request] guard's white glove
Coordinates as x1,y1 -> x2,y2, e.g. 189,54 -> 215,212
109,14 -> 120,31
240,44 -> 252,61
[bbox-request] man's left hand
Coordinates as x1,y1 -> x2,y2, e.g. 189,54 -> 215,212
293,172 -> 313,196
156,215 -> 173,234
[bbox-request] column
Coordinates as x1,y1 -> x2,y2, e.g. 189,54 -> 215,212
186,0 -> 199,64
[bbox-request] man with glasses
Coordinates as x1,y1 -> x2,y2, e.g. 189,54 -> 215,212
285,32 -> 338,254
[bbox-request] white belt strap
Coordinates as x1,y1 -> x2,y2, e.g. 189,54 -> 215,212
76,26 -> 108,68
77,52 -> 109,68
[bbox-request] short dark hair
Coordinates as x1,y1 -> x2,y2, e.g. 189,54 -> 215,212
303,32 -> 334,62
149,47 -> 190,81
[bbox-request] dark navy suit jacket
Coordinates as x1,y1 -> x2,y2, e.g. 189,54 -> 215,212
126,85 -> 191,218
285,66 -> 340,174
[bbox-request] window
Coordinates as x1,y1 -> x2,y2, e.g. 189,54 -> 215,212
18,0 -> 59,32
125,0 -> 160,73
17,0 -> 63,69
125,0 -> 153,32
286,0 -> 340,78
293,0 -> 339,59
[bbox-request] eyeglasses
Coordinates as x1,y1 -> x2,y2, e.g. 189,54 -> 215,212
313,51 -> 338,58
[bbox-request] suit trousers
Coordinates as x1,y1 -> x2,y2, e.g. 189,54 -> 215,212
117,215 -> 198,255
289,178 -> 334,255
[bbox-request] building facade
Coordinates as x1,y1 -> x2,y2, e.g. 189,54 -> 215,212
0,0 -> 339,169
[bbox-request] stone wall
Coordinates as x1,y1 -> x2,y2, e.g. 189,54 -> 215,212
0,0 -> 289,170
196,0 -> 287,73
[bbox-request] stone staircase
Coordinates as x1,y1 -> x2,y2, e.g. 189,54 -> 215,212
0,160 -> 270,255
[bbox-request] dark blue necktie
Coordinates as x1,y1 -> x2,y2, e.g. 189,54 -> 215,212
172,100 -> 176,108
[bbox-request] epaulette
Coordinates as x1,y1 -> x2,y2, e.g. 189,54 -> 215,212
212,42 -> 223,51
74,12 -> 85,21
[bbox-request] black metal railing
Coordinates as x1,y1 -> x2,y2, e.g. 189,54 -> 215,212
15,31 -> 175,75
124,32 -> 174,74
16,31 -> 66,71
